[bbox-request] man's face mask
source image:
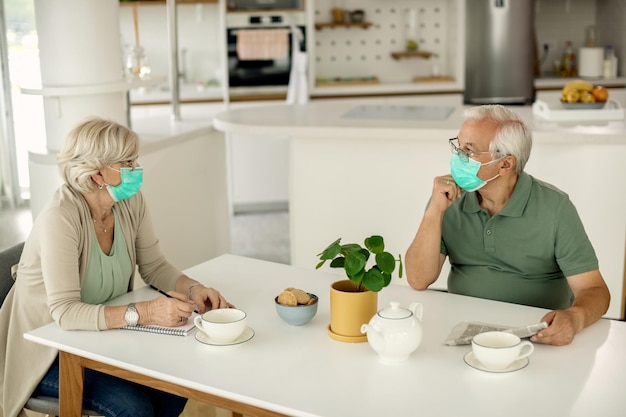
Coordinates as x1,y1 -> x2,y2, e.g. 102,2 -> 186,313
450,153 -> 503,192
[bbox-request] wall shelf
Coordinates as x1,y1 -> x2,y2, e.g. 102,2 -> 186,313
314,22 -> 373,30
391,51 -> 433,60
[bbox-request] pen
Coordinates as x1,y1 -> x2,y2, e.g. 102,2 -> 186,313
149,285 -> 172,299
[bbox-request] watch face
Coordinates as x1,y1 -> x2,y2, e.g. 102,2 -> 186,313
125,304 -> 139,326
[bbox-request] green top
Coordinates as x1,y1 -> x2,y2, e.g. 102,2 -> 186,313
81,209 -> 132,304
441,172 -> 598,309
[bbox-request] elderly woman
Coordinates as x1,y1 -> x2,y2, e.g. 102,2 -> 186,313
405,105 -> 610,347
0,118 -> 233,417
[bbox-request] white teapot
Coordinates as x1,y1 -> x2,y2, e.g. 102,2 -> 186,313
361,301 -> 423,363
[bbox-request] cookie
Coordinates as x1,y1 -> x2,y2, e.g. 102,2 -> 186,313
277,290 -> 298,306
288,288 -> 312,305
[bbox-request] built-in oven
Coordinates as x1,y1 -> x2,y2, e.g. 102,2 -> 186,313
225,11 -> 306,89
227,0 -> 304,12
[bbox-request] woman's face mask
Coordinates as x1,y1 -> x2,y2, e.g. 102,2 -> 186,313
450,153 -> 503,192
105,167 -> 143,202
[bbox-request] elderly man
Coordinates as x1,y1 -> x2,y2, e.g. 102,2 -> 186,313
405,105 -> 609,346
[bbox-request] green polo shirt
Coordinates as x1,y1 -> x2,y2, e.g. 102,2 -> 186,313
441,172 -> 598,309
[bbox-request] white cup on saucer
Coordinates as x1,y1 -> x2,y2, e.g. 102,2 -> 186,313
472,331 -> 534,371
194,308 -> 247,343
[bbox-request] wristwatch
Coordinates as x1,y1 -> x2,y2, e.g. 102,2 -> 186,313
124,303 -> 139,327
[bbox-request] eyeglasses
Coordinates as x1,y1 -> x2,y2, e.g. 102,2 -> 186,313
449,138 -> 495,162
109,157 -> 139,171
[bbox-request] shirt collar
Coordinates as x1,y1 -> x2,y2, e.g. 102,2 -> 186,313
462,172 -> 531,217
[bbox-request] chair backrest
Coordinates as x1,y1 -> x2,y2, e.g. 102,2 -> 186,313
0,242 -> 25,306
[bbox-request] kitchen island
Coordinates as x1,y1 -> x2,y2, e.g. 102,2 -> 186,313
214,95 -> 626,319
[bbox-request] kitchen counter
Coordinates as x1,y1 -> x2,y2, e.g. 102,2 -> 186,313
129,78 -> 626,105
213,95 -> 626,319
535,76 -> 626,90
214,94 -> 626,140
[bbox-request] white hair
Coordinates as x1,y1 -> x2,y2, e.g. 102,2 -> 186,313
464,105 -> 532,173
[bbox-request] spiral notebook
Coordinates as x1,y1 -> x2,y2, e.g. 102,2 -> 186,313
121,313 -> 198,337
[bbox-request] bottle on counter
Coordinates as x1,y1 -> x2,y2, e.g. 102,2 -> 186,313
603,45 -> 618,79
561,41 -> 576,77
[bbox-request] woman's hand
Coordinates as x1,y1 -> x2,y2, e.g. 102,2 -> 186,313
145,291 -> 195,327
189,284 -> 234,314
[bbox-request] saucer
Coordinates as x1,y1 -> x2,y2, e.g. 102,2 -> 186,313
327,324 -> 368,343
195,326 -> 255,346
464,351 -> 529,373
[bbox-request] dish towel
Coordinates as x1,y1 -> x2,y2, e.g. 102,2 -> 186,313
286,25 -> 309,105
236,29 -> 290,61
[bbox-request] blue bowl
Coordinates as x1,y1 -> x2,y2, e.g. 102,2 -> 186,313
274,293 -> 319,326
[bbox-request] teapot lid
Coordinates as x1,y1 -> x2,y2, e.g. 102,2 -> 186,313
378,302 -> 412,319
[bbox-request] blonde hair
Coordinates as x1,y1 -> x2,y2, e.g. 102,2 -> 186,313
57,117 -> 139,193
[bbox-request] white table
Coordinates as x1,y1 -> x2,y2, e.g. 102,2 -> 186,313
25,254 -> 626,417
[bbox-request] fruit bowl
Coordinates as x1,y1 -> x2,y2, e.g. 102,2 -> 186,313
561,102 -> 606,110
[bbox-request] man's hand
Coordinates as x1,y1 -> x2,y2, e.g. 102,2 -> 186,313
530,309 -> 583,346
429,175 -> 462,214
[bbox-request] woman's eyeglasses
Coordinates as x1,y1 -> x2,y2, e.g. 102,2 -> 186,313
110,157 -> 139,171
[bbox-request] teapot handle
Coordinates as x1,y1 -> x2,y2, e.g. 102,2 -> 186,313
409,302 -> 423,321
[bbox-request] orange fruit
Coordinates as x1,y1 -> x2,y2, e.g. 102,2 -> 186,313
592,86 -> 609,102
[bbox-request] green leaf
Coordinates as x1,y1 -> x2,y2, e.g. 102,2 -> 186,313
347,268 -> 365,286
375,252 -> 396,274
365,235 -> 384,254
317,238 -> 341,257
363,268 -> 385,292
329,257 -> 345,268
319,242 -> 342,261
340,243 -> 362,254
398,254 -> 403,278
315,260 -> 326,269
359,248 -> 371,262
382,272 -> 392,287
345,251 -> 366,276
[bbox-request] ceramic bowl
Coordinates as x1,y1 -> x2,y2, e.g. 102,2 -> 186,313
275,293 -> 319,326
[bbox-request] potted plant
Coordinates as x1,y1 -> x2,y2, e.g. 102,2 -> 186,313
316,235 -> 403,342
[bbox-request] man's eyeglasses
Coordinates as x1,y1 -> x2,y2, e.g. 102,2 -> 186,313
449,138 -> 494,162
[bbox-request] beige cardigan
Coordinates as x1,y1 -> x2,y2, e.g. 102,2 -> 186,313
0,185 -> 183,417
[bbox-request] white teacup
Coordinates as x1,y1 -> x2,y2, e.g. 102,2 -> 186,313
472,331 -> 534,370
194,308 -> 247,343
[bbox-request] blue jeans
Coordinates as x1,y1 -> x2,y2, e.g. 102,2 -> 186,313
34,357 -> 187,417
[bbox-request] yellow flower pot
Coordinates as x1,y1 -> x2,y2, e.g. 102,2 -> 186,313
328,280 -> 378,343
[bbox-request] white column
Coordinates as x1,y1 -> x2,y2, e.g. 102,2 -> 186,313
29,0 -> 128,217
35,0 -> 127,151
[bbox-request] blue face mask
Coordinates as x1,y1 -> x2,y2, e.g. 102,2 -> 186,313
105,167 -> 143,202
450,154 -> 502,192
